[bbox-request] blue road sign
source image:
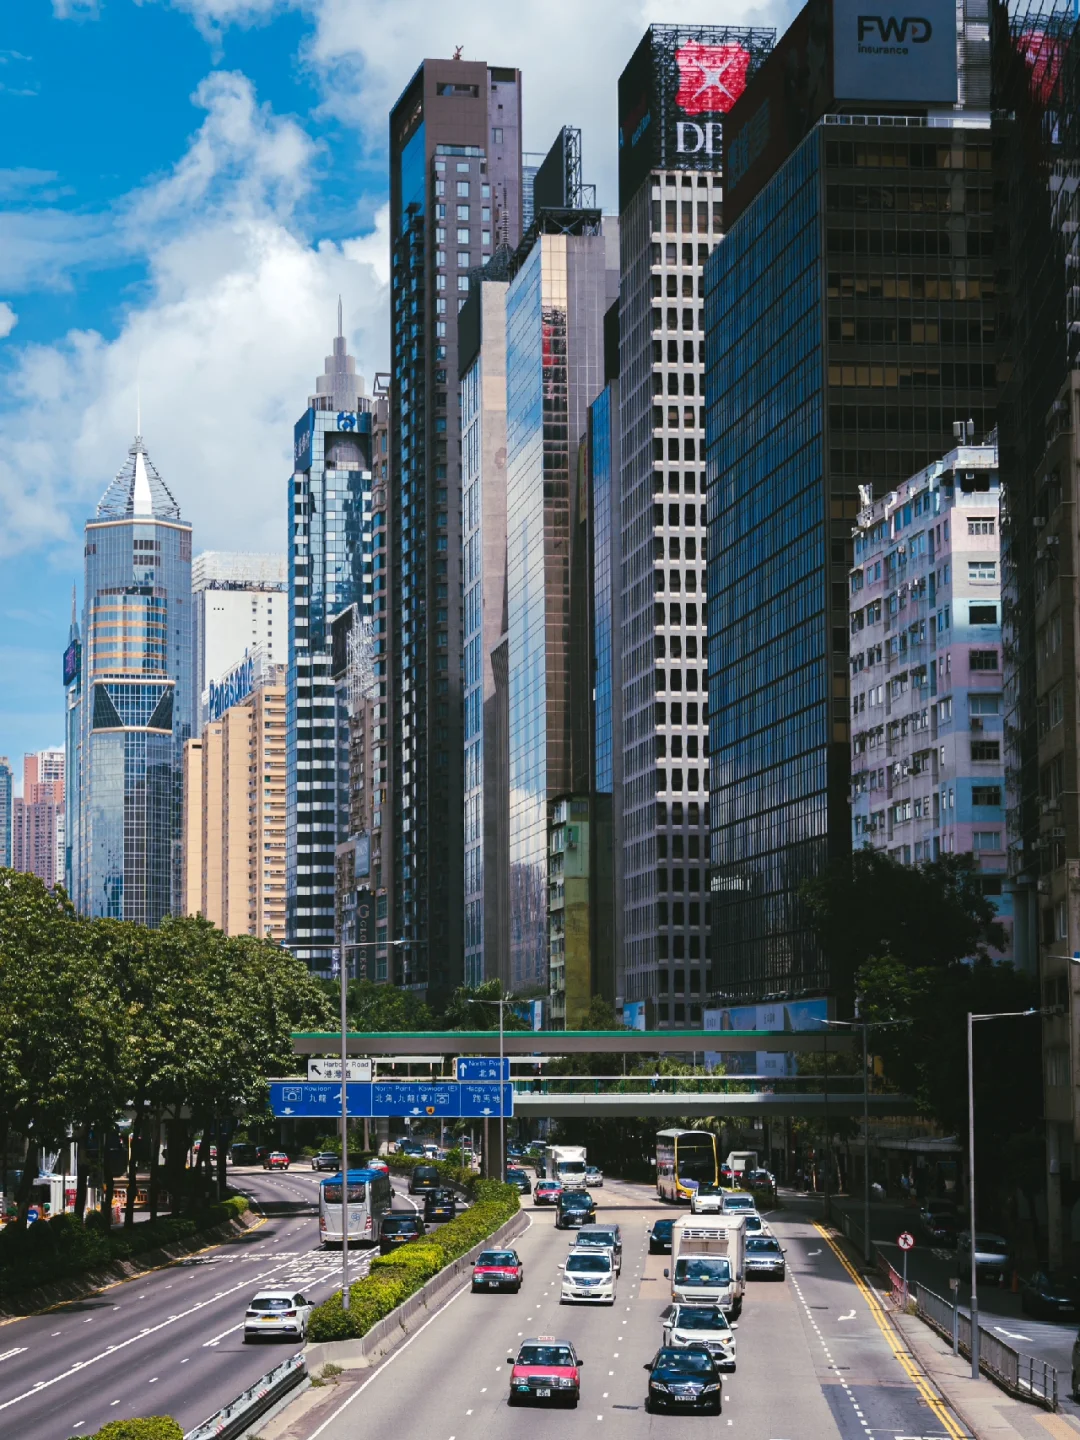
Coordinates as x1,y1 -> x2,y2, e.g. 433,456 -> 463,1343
371,1082 -> 459,1117
455,1056 -> 510,1082
269,1082 -> 372,1118
460,1082 -> 514,1118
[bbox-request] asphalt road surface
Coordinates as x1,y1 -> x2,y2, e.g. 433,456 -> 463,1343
0,1165 -> 422,1440
298,1179 -> 968,1440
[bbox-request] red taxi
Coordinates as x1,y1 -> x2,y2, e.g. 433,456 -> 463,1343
506,1336 -> 582,1407
472,1247 -> 524,1293
263,1151 -> 290,1171
533,1180 -> 563,1206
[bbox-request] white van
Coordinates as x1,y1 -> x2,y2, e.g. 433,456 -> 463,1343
561,1248 -> 616,1305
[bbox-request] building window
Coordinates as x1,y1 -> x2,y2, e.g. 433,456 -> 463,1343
972,831 -> 1001,851
968,517 -> 995,535
457,205 -> 470,220
968,560 -> 996,582
970,649 -> 998,671
971,740 -> 1001,761
457,227 -> 470,244
492,127 -> 503,143
457,181 -> 470,197
457,275 -> 470,291
970,603 -> 997,624
972,785 -> 1002,806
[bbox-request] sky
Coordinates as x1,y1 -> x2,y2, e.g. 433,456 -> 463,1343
0,0 -> 790,780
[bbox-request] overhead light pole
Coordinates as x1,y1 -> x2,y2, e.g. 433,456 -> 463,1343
465,995 -> 509,1180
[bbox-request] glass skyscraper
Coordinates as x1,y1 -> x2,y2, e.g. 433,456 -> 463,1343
286,315 -> 374,974
504,216 -> 618,992
389,59 -> 522,998
67,432 -> 192,924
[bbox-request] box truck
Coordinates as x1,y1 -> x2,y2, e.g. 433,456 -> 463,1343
666,1214 -> 747,1316
545,1145 -> 588,1187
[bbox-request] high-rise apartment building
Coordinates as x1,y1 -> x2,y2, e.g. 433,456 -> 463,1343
0,757 -> 12,869
67,431 -> 192,924
192,552 -> 286,734
849,444 -> 1012,946
13,749 -> 65,887
459,265 -> 511,988
704,0 -> 995,1003
615,25 -> 773,1025
183,653 -> 286,940
504,211 -> 619,995
389,58 -> 522,998
286,313 -> 374,973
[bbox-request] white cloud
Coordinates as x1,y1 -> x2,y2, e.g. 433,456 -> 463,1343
0,303 -> 17,338
0,71 -> 388,560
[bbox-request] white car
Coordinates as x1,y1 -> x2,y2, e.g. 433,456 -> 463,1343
243,1289 -> 314,1342
690,1184 -> 727,1215
561,1249 -> 616,1305
661,1303 -> 738,1371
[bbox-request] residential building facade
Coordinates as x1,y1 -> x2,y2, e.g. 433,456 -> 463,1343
286,314 -> 374,974
849,445 -> 1012,945
389,57 -> 523,999
616,25 -> 773,1025
183,653 -> 286,940
68,431 -> 192,925
0,757 -> 11,870
13,749 -> 65,887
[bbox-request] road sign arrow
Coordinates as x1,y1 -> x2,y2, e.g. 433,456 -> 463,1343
481,1107 -> 493,1115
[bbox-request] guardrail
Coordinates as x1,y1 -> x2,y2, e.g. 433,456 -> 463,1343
914,1283 -> 1058,1411
184,1353 -> 307,1440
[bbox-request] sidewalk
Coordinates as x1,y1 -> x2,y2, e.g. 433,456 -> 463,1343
893,1302 -> 1080,1440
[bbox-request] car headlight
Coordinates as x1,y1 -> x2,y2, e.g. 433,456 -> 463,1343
703,1382 -> 720,1393
555,1377 -> 574,1388
650,1381 -> 669,1393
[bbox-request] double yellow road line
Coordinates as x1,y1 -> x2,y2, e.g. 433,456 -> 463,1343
814,1221 -> 967,1440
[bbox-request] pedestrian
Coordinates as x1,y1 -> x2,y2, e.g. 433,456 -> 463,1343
651,1069 -> 660,1091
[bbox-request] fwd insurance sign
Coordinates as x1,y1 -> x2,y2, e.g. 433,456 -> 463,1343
832,0 -> 957,102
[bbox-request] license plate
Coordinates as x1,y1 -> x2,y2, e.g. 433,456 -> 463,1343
537,1387 -> 551,1397
488,1279 -> 499,1287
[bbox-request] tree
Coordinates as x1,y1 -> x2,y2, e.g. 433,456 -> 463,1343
801,850 -> 1006,1009
323,978 -> 435,1033
440,980 -> 530,1032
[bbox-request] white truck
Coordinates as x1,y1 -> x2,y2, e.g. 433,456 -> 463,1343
545,1145 -> 588,1187
666,1214 -> 747,1316
726,1150 -> 759,1180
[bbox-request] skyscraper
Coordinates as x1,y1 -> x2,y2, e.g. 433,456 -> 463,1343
704,0 -> 995,1001
67,431 -> 192,924
286,310 -> 374,973
389,58 -> 523,997
192,552 -> 286,734
615,25 -> 774,1027
0,757 -> 12,870
13,749 -> 65,887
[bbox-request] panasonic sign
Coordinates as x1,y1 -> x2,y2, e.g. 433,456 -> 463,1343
832,0 -> 957,102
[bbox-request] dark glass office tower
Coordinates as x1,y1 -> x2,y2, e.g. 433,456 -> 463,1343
705,0 -> 997,1002
389,59 -> 522,998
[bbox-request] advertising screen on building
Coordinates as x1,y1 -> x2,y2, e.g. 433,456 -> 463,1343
206,653 -> 255,723
293,409 -> 315,473
617,24 -> 776,209
62,639 -> 80,689
832,0 -> 958,103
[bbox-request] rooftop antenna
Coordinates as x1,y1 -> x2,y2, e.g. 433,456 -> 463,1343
337,295 -> 343,339
136,382 -> 142,438
453,44 -> 464,59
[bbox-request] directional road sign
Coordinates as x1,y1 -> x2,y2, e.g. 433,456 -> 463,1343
269,1082 -> 372,1117
459,1082 -> 514,1118
371,1082 -> 459,1117
307,1058 -> 373,1082
456,1057 -> 511,1083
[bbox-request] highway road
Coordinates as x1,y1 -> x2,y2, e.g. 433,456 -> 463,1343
297,1180 -> 968,1440
0,1165 -> 421,1440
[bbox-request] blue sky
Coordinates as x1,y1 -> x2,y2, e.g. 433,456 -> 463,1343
0,0 -> 785,782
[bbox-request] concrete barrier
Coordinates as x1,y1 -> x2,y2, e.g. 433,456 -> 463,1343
304,1209 -> 530,1372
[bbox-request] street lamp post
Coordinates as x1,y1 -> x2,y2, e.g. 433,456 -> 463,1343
967,1006 -> 1038,1379
337,937 -> 406,1312
465,996 -> 509,1180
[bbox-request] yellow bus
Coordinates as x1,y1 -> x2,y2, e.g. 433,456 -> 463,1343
656,1128 -> 719,1203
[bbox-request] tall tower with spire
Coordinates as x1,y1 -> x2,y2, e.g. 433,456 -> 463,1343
67,426 -> 192,923
286,309 -> 374,973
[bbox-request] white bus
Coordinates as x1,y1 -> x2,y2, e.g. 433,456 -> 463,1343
318,1167 -> 393,1247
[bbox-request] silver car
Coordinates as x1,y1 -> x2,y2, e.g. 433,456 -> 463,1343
585,1165 -> 604,1188
746,1233 -> 786,1279
243,1289 -> 313,1342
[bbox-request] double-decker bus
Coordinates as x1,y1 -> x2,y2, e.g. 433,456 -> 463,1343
655,1128 -> 719,1203
318,1166 -> 393,1246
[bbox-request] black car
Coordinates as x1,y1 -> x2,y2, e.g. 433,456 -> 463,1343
506,1167 -> 533,1196
408,1164 -> 442,1195
1021,1270 -> 1080,1318
644,1346 -> 722,1415
920,1200 -> 960,1246
556,1191 -> 596,1229
310,1152 -> 339,1172
424,1188 -> 457,1222
649,1219 -> 674,1255
379,1214 -> 426,1253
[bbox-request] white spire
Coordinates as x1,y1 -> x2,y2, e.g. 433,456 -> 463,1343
337,294 -> 343,339
132,444 -> 153,517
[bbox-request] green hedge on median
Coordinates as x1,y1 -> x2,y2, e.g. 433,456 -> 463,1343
307,1182 -> 518,1343
68,1418 -> 183,1440
2,1194 -> 249,1297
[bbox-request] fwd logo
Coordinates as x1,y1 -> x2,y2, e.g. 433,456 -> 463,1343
857,14 -> 933,42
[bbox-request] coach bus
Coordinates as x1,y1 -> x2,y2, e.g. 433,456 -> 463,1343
318,1166 -> 393,1246
656,1128 -> 719,1203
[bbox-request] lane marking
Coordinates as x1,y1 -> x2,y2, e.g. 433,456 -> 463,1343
0,1349 -> 27,1363
811,1222 -> 966,1440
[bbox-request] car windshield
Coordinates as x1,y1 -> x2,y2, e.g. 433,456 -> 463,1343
561,1193 -> 592,1208
321,1184 -> 366,1203
382,1218 -> 419,1233
696,1183 -> 722,1196
414,1167 -> 439,1179
744,1215 -> 762,1230
507,1169 -> 526,1178
577,1232 -> 616,1248
974,1235 -> 1008,1254
674,1258 -> 731,1285
656,1348 -> 713,1373
519,1345 -> 574,1367
477,1252 -> 517,1266
748,1236 -> 782,1253
723,1196 -> 755,1211
250,1297 -> 292,1310
652,1220 -> 673,1237
566,1253 -> 611,1273
672,1307 -> 728,1331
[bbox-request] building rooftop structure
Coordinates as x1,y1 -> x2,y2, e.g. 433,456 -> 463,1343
96,433 -> 181,521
